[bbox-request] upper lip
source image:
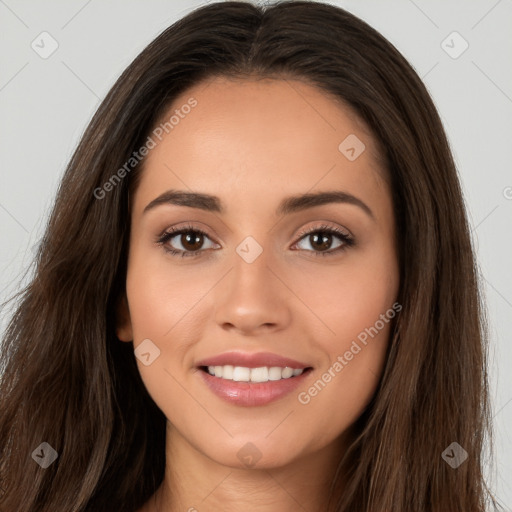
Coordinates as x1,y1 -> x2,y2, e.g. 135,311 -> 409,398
196,351 -> 311,369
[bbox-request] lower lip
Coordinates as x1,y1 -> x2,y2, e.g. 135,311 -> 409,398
198,368 -> 312,407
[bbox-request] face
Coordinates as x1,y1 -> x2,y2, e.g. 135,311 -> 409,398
117,76 -> 399,470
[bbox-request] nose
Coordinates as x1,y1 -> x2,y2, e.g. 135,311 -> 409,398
213,244 -> 292,336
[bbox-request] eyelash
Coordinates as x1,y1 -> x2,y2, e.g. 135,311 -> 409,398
156,223 -> 355,258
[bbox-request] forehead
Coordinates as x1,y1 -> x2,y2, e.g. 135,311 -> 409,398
133,76 -> 388,216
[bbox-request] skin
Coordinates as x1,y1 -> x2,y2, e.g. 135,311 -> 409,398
116,76 -> 400,512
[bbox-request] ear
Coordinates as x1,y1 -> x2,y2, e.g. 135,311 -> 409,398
115,293 -> 133,342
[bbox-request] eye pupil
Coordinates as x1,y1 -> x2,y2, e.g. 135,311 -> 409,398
310,232 -> 332,251
182,232 -> 203,251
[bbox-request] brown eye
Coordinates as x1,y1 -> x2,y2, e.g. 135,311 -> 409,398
308,232 -> 335,252
157,227 -> 219,258
293,225 -> 355,257
179,231 -> 205,251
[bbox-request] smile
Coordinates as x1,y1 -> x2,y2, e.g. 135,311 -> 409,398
196,352 -> 313,406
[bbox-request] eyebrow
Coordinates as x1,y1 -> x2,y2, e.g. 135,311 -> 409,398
143,189 -> 374,220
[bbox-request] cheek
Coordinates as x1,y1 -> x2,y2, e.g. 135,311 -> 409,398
290,242 -> 398,346
125,249 -> 211,341
124,250 -> 216,401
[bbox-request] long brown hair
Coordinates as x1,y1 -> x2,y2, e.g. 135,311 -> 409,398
0,1 -> 499,511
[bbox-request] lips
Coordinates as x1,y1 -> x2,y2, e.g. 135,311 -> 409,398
196,351 -> 309,369
196,351 -> 313,407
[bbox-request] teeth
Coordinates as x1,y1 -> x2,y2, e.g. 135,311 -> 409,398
233,366 -> 251,382
250,367 -> 269,383
281,367 -> 294,379
268,367 -> 282,381
206,365 -> 305,382
222,365 -> 234,379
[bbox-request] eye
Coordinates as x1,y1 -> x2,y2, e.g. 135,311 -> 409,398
292,224 -> 354,256
156,224 -> 219,258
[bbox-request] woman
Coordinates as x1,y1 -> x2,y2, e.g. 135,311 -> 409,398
0,1 -> 499,511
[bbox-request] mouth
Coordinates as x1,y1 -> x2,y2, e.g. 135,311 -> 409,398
195,352 -> 313,407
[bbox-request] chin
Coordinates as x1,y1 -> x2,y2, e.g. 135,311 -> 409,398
197,434 -> 308,471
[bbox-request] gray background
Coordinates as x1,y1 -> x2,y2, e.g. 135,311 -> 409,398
1,0 -> 511,508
